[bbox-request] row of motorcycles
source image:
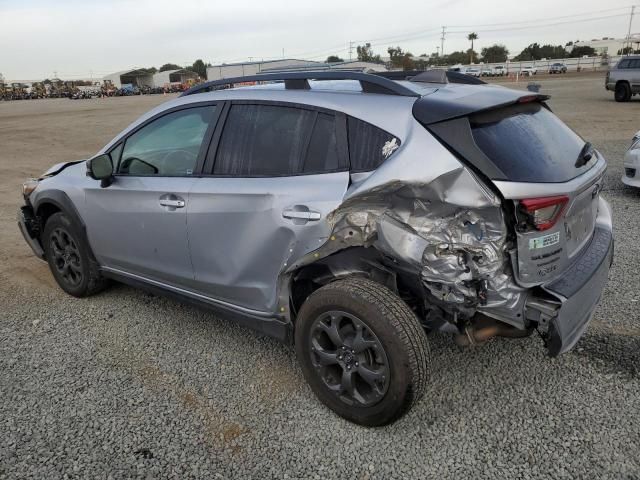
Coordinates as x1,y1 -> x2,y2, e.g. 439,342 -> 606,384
1,83 -> 191,101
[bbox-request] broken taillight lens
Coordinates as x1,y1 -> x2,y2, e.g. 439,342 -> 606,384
519,195 -> 569,231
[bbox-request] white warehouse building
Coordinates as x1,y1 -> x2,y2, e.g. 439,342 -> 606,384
206,59 -> 323,81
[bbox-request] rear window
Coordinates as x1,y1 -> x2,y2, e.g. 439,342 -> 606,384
348,117 -> 399,172
470,103 -> 591,183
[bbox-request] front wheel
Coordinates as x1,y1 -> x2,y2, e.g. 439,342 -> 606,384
43,212 -> 108,297
295,277 -> 431,426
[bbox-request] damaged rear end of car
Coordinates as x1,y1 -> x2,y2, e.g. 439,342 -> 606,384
288,81 -> 613,357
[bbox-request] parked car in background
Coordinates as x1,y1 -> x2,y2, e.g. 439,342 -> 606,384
549,63 -> 567,74
623,130 -> 640,187
521,66 -> 538,76
605,55 -> 640,102
492,65 -> 507,76
18,70 -> 613,426
481,66 -> 494,77
465,67 -> 481,77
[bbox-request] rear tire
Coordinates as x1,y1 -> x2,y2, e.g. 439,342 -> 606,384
615,82 -> 632,102
43,212 -> 108,297
295,277 -> 431,426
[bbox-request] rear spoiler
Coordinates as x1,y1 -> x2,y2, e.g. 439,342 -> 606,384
413,87 -> 550,125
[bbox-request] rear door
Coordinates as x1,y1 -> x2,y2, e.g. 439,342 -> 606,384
187,101 -> 350,313
84,103 -> 219,286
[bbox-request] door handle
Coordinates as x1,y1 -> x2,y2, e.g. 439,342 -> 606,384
159,199 -> 185,208
159,194 -> 185,209
283,206 -> 322,225
283,210 -> 321,220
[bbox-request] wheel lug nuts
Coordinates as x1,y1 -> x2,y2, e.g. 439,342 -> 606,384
338,355 -> 342,360
355,362 -> 359,366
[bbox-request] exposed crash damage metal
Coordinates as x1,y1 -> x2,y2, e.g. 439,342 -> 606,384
284,167 -> 528,331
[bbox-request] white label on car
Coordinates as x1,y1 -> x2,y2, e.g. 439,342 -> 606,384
382,138 -> 399,159
529,231 -> 560,250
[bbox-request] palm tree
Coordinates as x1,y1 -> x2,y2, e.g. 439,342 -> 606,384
468,32 -> 478,63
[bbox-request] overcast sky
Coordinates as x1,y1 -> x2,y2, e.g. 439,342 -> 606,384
0,0 -> 637,80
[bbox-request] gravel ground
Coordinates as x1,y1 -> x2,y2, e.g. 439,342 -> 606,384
1,75 -> 639,479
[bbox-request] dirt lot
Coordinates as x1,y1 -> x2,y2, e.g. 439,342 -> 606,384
1,75 -> 639,479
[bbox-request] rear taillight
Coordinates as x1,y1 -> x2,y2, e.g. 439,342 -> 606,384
518,196 -> 569,231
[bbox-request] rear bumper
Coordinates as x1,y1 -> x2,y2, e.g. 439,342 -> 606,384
541,198 -> 613,356
17,205 -> 45,259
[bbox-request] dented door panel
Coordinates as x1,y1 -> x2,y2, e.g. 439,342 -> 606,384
187,172 -> 349,312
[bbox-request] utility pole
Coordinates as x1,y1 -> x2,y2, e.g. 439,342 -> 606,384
349,41 -> 355,61
440,26 -> 446,57
436,46 -> 440,57
625,5 -> 636,54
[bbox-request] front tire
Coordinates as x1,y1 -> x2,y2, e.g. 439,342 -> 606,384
295,277 -> 431,426
43,212 -> 108,297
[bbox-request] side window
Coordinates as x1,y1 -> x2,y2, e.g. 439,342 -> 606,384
302,112 -> 340,173
118,106 -> 214,176
347,117 -> 400,172
618,60 -> 629,69
630,59 -> 640,69
213,104 -> 342,176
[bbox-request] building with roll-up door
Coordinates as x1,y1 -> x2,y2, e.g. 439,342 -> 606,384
152,69 -> 199,87
102,69 -> 154,88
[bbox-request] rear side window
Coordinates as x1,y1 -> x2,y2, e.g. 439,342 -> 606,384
213,104 -> 342,176
347,117 -> 399,172
470,103 -> 590,183
618,59 -> 630,69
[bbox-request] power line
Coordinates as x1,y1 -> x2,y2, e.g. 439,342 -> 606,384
449,5 -> 637,28
447,12 -> 632,34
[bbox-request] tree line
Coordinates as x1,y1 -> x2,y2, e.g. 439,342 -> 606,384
343,35 -> 604,70
133,59 -> 211,79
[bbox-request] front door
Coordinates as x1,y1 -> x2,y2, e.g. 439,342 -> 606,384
84,104 -> 218,286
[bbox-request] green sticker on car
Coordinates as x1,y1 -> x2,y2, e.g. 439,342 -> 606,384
529,231 -> 560,250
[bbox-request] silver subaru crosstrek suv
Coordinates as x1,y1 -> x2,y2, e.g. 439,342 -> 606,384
18,71 -> 613,426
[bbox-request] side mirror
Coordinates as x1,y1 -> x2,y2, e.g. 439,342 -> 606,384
86,154 -> 113,187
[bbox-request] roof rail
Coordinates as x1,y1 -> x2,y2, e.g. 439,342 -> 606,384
180,71 -> 420,98
373,69 -> 487,85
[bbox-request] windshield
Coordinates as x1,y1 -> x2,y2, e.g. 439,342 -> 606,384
470,102 -> 595,183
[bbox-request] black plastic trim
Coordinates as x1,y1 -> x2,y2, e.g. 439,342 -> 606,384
31,189 -> 100,263
101,269 -> 291,343
427,117 -> 508,181
17,205 -> 45,259
545,227 -> 612,299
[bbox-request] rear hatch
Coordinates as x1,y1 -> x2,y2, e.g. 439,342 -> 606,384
415,88 -> 605,287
